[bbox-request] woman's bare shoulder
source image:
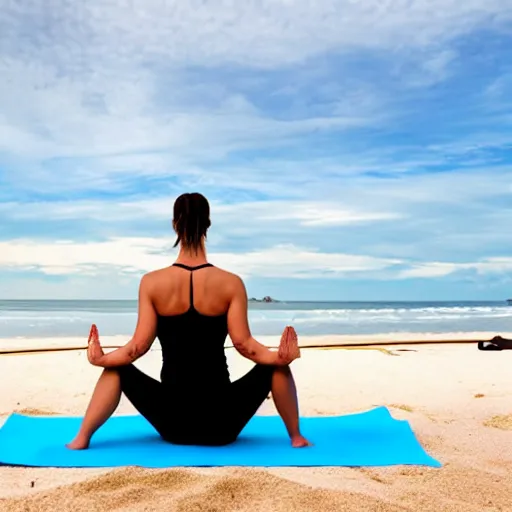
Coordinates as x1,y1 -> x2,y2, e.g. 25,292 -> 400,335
144,266 -> 171,278
207,267 -> 245,298
140,267 -> 173,286
211,265 -> 243,283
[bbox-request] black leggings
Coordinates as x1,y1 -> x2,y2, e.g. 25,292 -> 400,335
117,364 -> 276,446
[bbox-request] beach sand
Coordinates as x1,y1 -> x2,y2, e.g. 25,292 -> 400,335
1,337 -> 512,511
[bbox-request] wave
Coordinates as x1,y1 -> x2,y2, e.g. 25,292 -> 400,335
0,303 -> 511,337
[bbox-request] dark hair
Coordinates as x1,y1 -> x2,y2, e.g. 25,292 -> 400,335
173,193 -> 211,252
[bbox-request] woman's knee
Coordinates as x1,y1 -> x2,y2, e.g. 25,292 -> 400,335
100,367 -> 120,378
102,365 -> 133,385
272,364 -> 292,382
274,364 -> 291,375
108,364 -> 134,377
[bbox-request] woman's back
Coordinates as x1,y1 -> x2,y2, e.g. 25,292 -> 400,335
149,263 -> 236,397
151,263 -> 234,317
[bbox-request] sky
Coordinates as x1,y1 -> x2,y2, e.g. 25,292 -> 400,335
1,0 -> 512,301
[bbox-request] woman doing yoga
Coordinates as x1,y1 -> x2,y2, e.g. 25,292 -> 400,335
67,192 -> 310,450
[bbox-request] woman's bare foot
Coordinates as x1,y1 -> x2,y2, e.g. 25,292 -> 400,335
291,434 -> 311,448
66,435 -> 90,450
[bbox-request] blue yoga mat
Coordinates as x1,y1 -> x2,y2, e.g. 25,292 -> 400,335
0,407 -> 441,468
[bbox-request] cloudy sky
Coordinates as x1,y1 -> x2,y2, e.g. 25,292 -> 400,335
1,0 -> 512,301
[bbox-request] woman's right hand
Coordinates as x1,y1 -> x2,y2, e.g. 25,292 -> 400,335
277,326 -> 301,364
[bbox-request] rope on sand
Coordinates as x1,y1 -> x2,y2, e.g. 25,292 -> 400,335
0,345 -> 123,355
0,339 -> 479,355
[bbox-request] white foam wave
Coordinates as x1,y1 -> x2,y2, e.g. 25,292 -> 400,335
1,303 -> 511,337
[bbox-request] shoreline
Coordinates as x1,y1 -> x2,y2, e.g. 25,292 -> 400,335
1,331 -> 511,354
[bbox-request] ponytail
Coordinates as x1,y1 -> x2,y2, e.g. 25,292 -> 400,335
173,193 -> 211,252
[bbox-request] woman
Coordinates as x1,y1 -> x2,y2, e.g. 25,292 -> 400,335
67,192 -> 310,450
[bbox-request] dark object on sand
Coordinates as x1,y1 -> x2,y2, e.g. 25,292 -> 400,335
478,336 -> 512,351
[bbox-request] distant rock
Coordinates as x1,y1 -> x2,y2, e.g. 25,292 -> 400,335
249,296 -> 279,303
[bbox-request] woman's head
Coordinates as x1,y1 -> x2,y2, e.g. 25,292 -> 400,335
173,193 -> 211,252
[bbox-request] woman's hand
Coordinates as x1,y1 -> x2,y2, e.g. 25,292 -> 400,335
87,324 -> 105,367
277,326 -> 301,365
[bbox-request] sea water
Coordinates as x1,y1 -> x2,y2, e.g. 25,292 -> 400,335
0,300 -> 511,338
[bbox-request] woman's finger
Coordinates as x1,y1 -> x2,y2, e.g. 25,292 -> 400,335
88,324 -> 99,347
88,325 -> 94,346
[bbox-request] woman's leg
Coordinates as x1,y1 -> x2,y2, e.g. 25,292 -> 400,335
67,368 -> 122,450
229,364 -> 310,447
67,364 -> 168,450
270,365 -> 310,447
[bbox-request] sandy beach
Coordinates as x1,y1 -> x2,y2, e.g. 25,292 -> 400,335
1,336 -> 512,511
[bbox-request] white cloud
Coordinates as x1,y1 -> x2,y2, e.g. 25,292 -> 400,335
0,238 -> 171,276
2,164 -> 511,267
0,198 -> 402,227
471,258 -> 512,274
2,236 -> 512,281
0,237 -> 401,278
400,49 -> 459,87
3,156 -> 511,222
398,262 -> 460,278
485,73 -> 512,100
6,0 -> 508,68
1,0 -> 509,190
0,54 -> 378,173
256,204 -> 402,226
215,245 -> 402,278
399,258 -> 512,279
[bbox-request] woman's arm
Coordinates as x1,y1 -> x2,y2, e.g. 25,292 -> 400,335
227,276 -> 285,365
95,274 -> 157,368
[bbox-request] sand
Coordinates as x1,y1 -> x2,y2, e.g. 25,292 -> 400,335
1,337 -> 512,511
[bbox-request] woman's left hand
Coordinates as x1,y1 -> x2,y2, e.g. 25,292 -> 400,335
277,325 -> 301,364
87,324 -> 105,366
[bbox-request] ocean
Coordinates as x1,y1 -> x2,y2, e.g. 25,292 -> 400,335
0,300 -> 511,338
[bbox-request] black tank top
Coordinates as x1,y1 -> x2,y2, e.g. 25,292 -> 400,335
156,263 -> 230,397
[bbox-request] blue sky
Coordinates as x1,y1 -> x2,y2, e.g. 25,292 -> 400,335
1,1 -> 512,300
